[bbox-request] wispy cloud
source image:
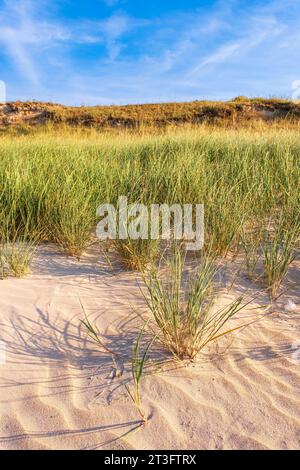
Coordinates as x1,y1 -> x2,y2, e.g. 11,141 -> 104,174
184,1 -> 290,88
0,0 -> 143,85
0,0 -> 70,85
100,12 -> 143,60
103,0 -> 120,6
193,43 -> 240,71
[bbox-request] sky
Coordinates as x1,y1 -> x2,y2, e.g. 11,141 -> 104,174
0,0 -> 300,105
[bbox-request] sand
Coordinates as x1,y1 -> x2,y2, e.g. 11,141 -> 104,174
0,244 -> 299,450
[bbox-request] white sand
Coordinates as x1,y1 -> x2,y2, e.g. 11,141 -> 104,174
0,245 -> 299,450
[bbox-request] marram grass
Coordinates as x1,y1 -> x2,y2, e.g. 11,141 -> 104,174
0,125 -> 298,273
142,247 -> 248,360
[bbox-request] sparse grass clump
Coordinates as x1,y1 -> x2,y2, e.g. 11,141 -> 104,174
115,325 -> 154,425
113,238 -> 159,271
82,306 -> 153,426
1,236 -> 37,278
143,247 -> 247,360
0,211 -> 38,278
240,209 -> 299,298
261,216 -> 299,299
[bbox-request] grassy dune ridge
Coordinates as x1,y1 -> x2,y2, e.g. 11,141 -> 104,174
1,97 -> 300,129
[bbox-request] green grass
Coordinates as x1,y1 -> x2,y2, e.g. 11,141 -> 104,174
113,239 -> 159,271
261,214 -> 299,298
0,208 -> 39,277
0,125 -> 299,274
116,324 -> 154,424
240,209 -> 299,298
0,236 -> 37,278
142,246 -> 248,359
82,305 -> 153,425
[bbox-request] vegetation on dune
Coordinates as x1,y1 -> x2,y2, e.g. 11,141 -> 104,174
0,120 -> 298,428
1,97 -> 300,130
113,238 -> 159,272
82,306 -> 154,427
1,101 -> 298,435
143,246 -> 249,360
0,124 -> 298,286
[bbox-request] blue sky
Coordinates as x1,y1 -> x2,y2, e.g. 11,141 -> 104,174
0,0 -> 299,105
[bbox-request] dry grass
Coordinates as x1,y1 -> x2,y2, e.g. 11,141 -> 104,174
1,97 -> 300,131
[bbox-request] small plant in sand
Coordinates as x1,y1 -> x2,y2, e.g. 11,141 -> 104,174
143,246 -> 247,360
240,221 -> 264,280
114,238 -> 159,271
0,249 -> 5,279
0,220 -> 38,278
81,306 -> 153,426
81,310 -> 118,356
113,325 -> 154,425
2,239 -> 36,277
51,210 -> 95,259
261,219 -> 299,299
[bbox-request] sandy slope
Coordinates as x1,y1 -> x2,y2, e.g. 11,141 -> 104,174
0,245 -> 299,450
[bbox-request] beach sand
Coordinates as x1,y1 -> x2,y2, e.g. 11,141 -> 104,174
0,245 -> 299,450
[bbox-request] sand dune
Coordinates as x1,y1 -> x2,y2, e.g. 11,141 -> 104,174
0,245 -> 299,450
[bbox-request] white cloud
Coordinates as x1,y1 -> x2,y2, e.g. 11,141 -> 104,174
196,43 -> 240,69
101,13 -> 132,60
0,0 -> 70,85
0,1 -> 141,86
185,3 -> 289,82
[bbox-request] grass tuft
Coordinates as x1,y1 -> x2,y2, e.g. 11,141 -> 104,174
143,246 -> 247,360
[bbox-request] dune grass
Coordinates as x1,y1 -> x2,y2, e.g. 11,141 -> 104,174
0,235 -> 37,278
115,325 -> 154,425
113,239 -> 159,271
0,125 -> 298,275
2,98 -> 300,130
261,214 -> 299,298
142,246 -> 248,360
82,306 -> 153,425
240,207 -> 299,298
0,208 -> 39,277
